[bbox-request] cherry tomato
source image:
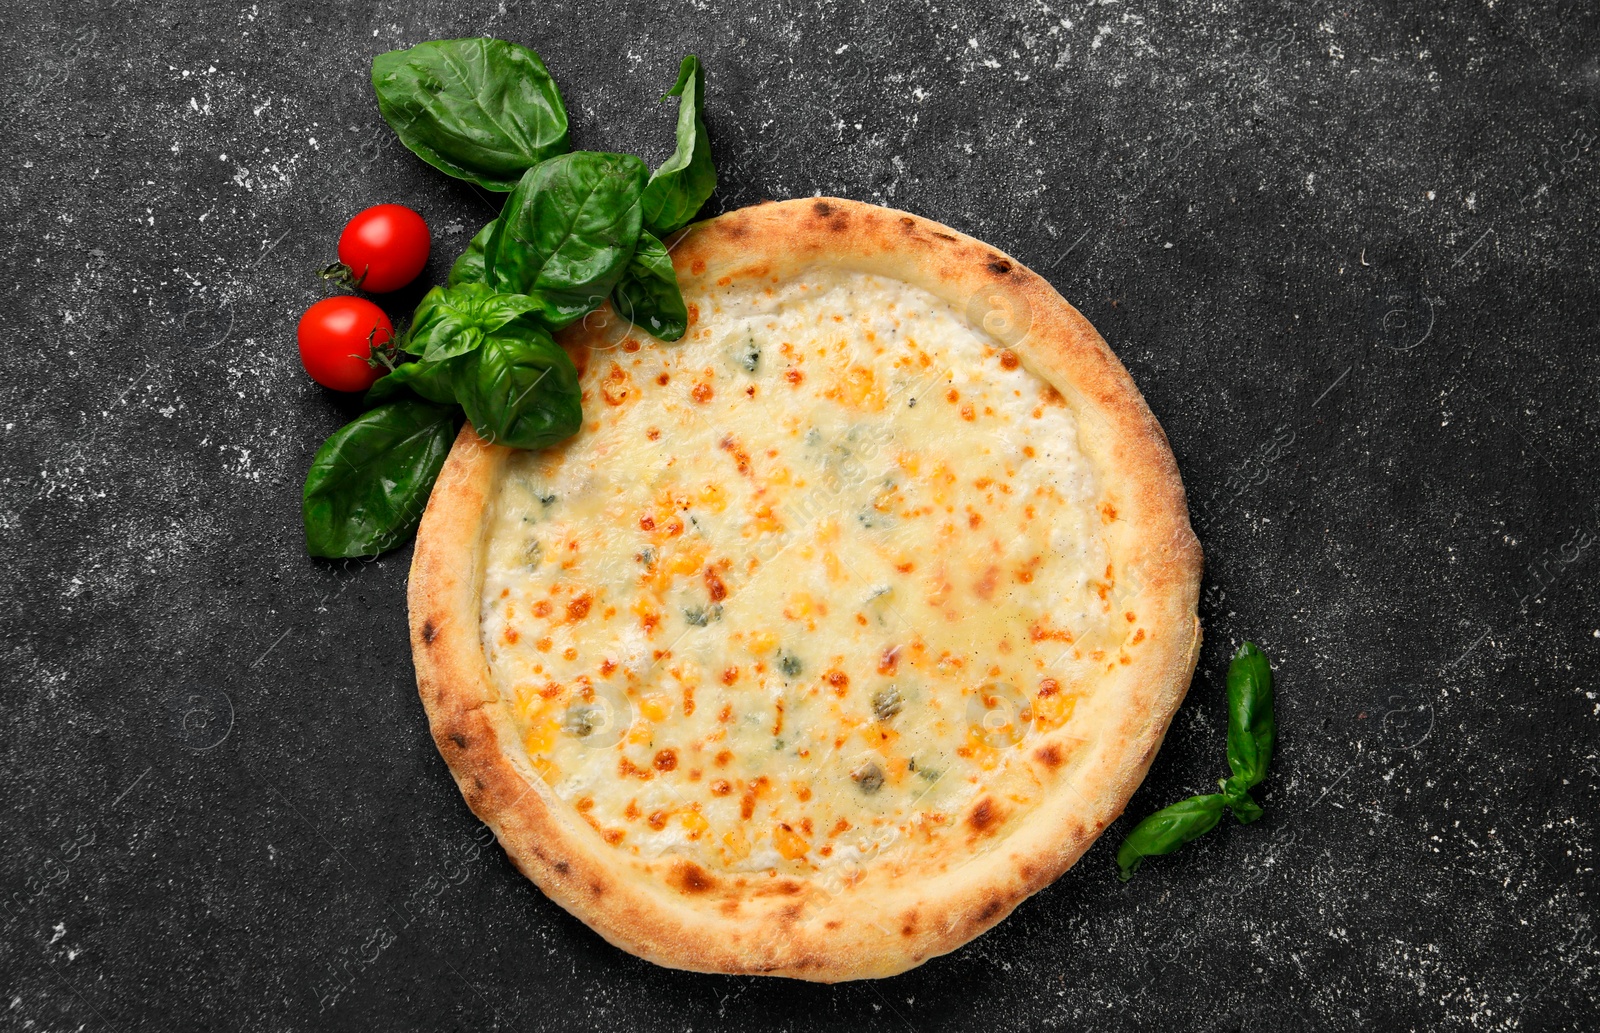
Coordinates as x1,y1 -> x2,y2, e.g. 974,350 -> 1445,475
334,203 -> 430,293
297,296 -> 392,392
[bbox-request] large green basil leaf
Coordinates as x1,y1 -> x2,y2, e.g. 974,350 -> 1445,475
1115,793 -> 1226,881
448,220 -> 495,286
407,283 -> 543,362
366,357 -> 464,406
641,56 -> 716,236
455,320 -> 582,449
371,38 -> 570,192
486,151 -> 647,326
610,230 -> 688,341
1222,642 -> 1276,794
302,400 -> 461,558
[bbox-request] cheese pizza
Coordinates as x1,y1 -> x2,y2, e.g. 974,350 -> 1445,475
409,197 -> 1201,980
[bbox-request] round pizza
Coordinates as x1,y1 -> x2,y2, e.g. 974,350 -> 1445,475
409,197 -> 1201,981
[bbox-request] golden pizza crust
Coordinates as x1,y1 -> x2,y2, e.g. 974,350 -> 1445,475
408,198 -> 1202,981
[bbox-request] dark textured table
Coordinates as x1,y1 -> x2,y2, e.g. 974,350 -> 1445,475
4,2 -> 1597,1030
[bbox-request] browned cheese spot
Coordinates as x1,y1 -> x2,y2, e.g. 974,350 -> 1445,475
968,797 -> 1002,835
674,861 -> 716,894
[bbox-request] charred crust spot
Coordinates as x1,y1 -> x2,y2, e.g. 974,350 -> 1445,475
826,920 -> 842,930
421,620 -> 439,644
987,256 -> 1013,275
673,861 -> 717,894
899,216 -> 916,230
553,860 -> 570,875
1035,743 -> 1063,768
976,896 -> 1005,923
933,231 -> 957,242
811,200 -> 848,231
968,797 -> 1002,835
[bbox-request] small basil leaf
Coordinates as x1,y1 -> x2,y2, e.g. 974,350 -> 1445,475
371,38 -> 569,192
1224,641 -> 1276,793
1222,784 -> 1264,825
610,230 -> 688,341
1115,793 -> 1226,881
448,220 -> 495,286
302,400 -> 462,558
366,358 -> 464,407
486,151 -> 648,325
407,284 -> 544,362
454,319 -> 582,449
641,55 -> 716,236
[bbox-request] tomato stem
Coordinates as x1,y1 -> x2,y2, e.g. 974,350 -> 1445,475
365,326 -> 401,370
318,261 -> 368,291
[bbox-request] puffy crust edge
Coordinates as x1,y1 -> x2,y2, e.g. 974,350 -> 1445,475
409,198 -> 1203,981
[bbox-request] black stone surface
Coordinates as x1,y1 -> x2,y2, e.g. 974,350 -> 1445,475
3,2 -> 1597,1030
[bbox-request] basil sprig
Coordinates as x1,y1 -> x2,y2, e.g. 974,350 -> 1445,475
1116,642 -> 1278,880
302,41 -> 719,559
372,39 -> 570,191
367,284 -> 583,449
407,283 -> 544,362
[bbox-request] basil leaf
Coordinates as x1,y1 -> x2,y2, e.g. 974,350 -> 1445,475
448,220 -> 495,286
486,151 -> 648,326
1115,794 -> 1226,881
302,400 -> 461,558
610,230 -> 688,341
641,55 -> 716,236
371,38 -> 569,192
454,320 -> 582,449
407,283 -> 543,362
1223,642 -> 1275,793
1223,788 -> 1264,825
366,357 -> 463,407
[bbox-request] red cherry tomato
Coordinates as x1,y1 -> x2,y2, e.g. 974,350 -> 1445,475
335,204 -> 430,293
297,297 -> 392,392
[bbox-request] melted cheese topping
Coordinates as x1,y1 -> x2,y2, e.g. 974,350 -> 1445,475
482,270 -> 1120,877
